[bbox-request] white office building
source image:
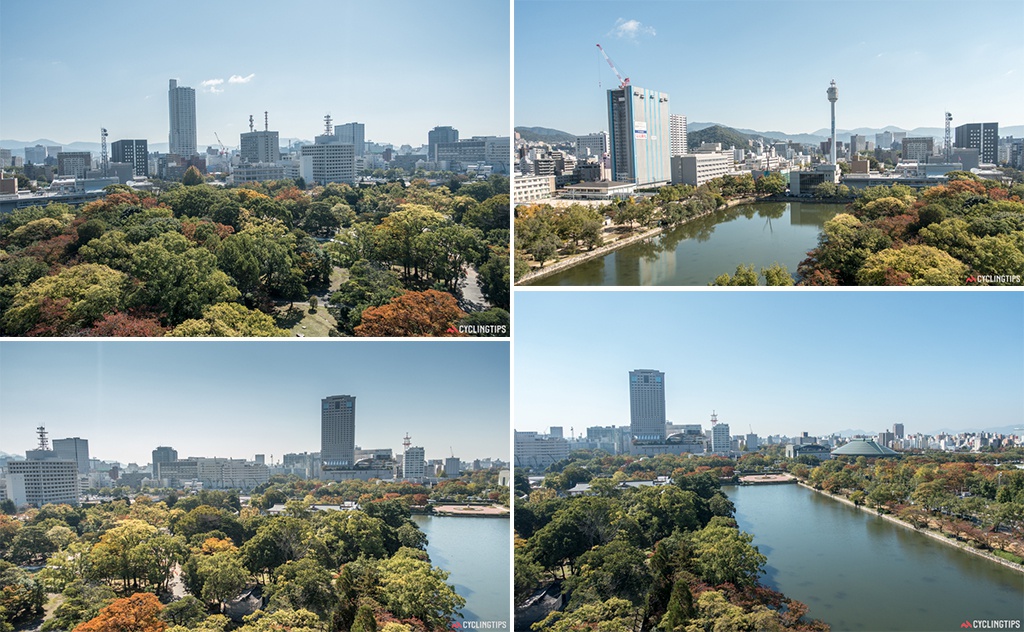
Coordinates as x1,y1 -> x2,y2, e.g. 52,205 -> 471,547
301,143 -> 355,185
575,132 -> 609,159
670,114 -> 688,157
403,446 -> 426,481
629,369 -> 666,443
514,431 -> 570,470
6,459 -> 80,507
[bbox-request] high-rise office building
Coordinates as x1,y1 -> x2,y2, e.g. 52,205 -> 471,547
575,132 -> 609,159
168,79 -> 198,157
300,143 -> 355,185
850,134 -> 867,157
428,126 -> 459,161
51,437 -> 90,475
710,413 -> 731,454
444,456 -> 461,477
322,395 -> 356,467
57,152 -> 91,179
629,369 -> 666,442
902,137 -> 934,162
335,122 -> 366,156
6,459 -> 80,508
24,144 -> 47,165
240,130 -> 280,164
608,85 -> 671,186
670,114 -> 688,157
875,131 -> 894,150
893,423 -> 905,439
111,139 -> 149,177
954,122 -> 999,164
152,446 -> 178,466
404,446 -> 426,481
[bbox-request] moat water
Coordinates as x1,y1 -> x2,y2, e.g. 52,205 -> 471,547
725,483 -> 1023,631
527,201 -> 838,286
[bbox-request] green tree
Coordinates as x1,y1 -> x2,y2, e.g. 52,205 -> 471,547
169,302 -> 289,337
711,263 -> 759,286
182,166 -> 205,186
856,245 -> 968,285
196,550 -> 249,606
755,172 -> 787,196
689,523 -> 766,588
761,262 -> 795,286
376,551 -> 465,629
159,596 -> 207,628
1,263 -> 128,335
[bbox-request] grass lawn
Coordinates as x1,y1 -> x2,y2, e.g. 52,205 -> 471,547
274,304 -> 338,337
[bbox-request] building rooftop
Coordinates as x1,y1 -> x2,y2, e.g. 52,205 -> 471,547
830,438 -> 900,457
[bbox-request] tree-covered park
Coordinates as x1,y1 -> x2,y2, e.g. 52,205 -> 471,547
0,175 -> 510,336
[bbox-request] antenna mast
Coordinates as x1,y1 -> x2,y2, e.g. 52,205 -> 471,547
100,128 -> 108,176
36,425 -> 49,451
248,114 -> 254,133
944,112 -> 952,162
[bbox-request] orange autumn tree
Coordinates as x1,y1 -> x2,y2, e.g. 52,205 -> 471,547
73,592 -> 166,632
354,289 -> 466,337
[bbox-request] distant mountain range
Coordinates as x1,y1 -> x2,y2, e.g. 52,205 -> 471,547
516,123 -> 1024,148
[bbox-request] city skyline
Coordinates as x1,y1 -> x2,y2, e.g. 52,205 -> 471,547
514,291 -> 1024,438
0,0 -> 508,149
515,0 -> 1024,136
0,341 -> 510,467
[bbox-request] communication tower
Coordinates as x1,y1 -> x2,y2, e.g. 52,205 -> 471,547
36,425 -> 49,451
402,433 -> 411,451
323,114 -> 333,136
249,114 -> 255,133
827,80 -> 838,165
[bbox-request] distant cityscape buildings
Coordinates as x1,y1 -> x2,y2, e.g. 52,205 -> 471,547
954,122 -> 999,164
111,139 -> 149,177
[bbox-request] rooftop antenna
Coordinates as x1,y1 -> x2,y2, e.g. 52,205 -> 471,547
248,114 -> 254,133
264,111 -> 268,132
324,114 -> 333,136
403,433 -> 411,451
36,424 -> 49,451
711,410 -> 719,426
100,128 -> 108,176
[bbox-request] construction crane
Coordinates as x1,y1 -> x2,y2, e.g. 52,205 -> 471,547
596,43 -> 630,89
214,132 -> 227,157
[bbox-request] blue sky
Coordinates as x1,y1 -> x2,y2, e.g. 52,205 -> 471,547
515,0 -> 1024,136
0,341 -> 510,466
0,0 -> 508,149
514,291 -> 1024,438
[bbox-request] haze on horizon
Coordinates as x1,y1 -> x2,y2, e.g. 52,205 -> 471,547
0,341 -> 511,467
514,292 -> 1024,439
0,0 -> 508,150
515,0 -> 1023,137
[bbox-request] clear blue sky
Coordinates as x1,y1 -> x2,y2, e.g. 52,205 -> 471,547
515,0 -> 1024,136
0,341 -> 510,466
0,0 -> 508,149
514,291 -> 1024,438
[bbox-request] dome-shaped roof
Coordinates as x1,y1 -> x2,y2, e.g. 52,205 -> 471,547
830,438 -> 899,457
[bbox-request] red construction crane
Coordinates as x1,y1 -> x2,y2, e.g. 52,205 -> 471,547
596,43 -> 630,89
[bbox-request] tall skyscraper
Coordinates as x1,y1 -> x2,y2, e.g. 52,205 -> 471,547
51,437 -> 90,475
629,369 -> 666,442
954,122 -> 999,164
607,85 -> 671,186
335,122 -> 366,156
428,126 -> 459,161
893,423 -> 905,439
168,79 -> 197,157
670,114 -> 688,157
322,395 -> 356,467
111,139 -> 149,177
